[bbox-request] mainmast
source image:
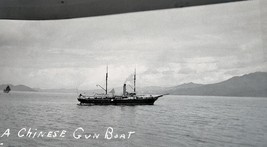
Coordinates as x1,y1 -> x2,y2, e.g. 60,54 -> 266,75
106,66 -> 108,94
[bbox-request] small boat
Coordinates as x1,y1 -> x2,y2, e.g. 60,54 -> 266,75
3,85 -> 11,93
77,67 -> 165,105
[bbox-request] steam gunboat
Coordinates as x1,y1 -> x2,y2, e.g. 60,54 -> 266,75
77,67 -> 164,105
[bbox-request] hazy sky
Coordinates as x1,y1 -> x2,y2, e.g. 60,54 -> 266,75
0,0 -> 266,90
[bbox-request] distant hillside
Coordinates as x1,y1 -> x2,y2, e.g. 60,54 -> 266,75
169,72 -> 267,97
76,72 -> 267,97
2,72 -> 266,97
171,82 -> 203,90
0,84 -> 36,92
138,86 -> 170,95
37,88 -> 77,93
137,83 -> 203,95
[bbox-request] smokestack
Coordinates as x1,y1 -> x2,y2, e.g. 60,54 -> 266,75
123,84 -> 126,96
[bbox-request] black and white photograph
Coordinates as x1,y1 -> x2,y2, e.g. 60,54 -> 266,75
0,0 -> 266,146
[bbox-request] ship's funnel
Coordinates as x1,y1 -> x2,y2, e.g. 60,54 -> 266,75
123,84 -> 127,96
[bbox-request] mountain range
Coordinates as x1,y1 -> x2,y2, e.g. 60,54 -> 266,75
0,84 -> 36,92
1,72 -> 267,97
174,72 -> 267,97
139,72 -> 267,97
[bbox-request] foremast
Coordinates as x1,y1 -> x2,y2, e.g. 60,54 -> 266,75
96,65 -> 108,95
134,68 -> 136,93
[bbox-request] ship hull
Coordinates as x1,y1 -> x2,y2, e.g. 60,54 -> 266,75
77,96 -> 162,106
3,90 -> 10,93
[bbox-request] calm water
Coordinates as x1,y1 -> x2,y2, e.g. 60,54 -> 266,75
0,92 -> 267,147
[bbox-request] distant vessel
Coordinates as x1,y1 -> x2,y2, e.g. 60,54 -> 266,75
77,67 -> 165,105
3,85 -> 11,93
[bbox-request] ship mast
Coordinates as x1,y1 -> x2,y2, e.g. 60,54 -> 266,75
106,66 -> 108,95
96,66 -> 108,94
134,68 -> 136,93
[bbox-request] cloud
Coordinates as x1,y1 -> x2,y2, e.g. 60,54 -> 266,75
0,0 -> 266,89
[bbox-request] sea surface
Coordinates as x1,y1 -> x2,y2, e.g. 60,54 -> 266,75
0,92 -> 267,147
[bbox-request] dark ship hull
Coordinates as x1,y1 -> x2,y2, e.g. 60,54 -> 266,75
78,95 -> 163,106
3,90 -> 10,93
